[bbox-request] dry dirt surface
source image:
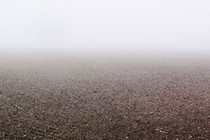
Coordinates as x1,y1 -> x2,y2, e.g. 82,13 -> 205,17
0,57 -> 210,140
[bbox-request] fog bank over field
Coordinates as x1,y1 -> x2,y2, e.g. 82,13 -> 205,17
0,0 -> 210,59
1,1 -> 210,139
1,45 -> 210,60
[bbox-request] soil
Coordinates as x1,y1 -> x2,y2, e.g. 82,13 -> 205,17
0,58 -> 210,139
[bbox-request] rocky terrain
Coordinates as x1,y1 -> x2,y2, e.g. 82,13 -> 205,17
0,57 -> 210,139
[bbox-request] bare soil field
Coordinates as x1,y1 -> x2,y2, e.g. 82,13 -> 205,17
0,57 -> 210,139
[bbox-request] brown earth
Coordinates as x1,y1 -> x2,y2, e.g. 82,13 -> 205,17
0,57 -> 210,140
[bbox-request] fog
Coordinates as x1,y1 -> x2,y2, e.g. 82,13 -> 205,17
0,0 -> 210,58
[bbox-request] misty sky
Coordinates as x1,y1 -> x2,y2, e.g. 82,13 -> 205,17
0,0 -> 210,56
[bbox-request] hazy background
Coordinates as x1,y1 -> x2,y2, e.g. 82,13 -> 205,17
0,0 -> 210,58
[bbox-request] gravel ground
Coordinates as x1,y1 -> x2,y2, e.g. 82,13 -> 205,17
0,57 -> 210,140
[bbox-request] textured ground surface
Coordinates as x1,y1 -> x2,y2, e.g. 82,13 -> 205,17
0,57 -> 210,139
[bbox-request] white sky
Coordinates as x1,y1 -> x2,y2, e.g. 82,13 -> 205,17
0,0 -> 210,57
